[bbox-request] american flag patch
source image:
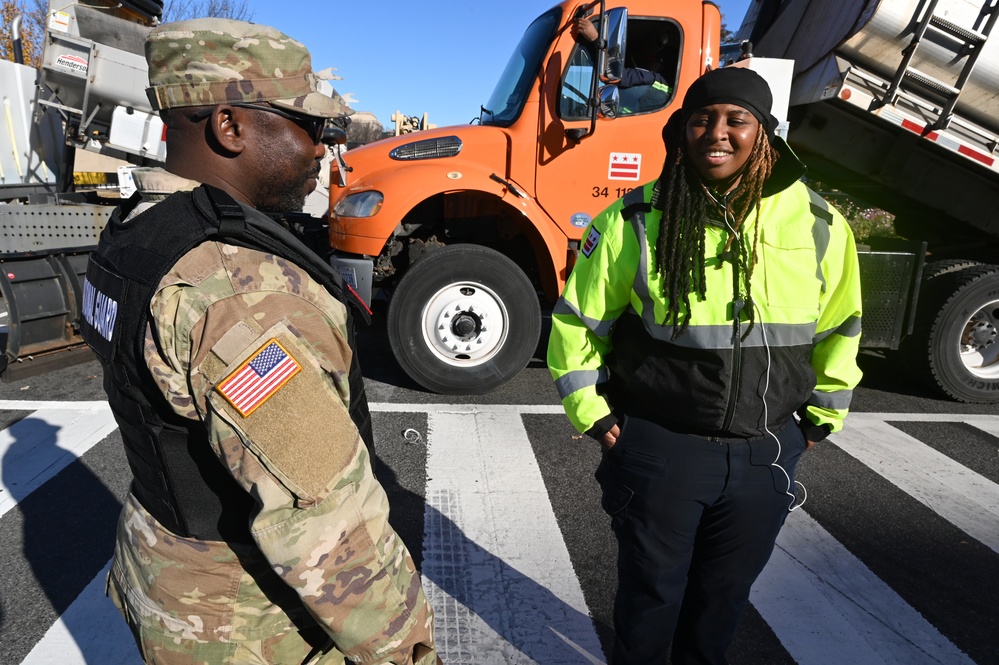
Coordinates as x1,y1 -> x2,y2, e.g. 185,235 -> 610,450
608,152 -> 641,181
217,339 -> 301,417
582,226 -> 601,257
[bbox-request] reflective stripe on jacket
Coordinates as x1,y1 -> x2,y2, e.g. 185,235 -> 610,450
548,179 -> 863,438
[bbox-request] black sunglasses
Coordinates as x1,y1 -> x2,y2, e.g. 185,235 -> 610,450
191,103 -> 327,143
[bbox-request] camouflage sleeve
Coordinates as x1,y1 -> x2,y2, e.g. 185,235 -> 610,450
147,244 -> 437,664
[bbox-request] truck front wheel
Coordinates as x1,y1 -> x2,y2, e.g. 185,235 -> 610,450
906,264 -> 999,403
387,245 -> 541,394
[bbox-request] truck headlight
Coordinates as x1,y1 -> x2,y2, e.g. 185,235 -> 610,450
334,191 -> 384,218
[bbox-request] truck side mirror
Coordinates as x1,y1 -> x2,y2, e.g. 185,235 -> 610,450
598,85 -> 621,119
599,7 -> 628,84
321,128 -> 350,188
322,127 -> 348,146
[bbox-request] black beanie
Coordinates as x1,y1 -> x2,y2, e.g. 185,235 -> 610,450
680,67 -> 778,137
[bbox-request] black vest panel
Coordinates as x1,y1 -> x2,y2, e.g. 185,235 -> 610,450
81,185 -> 373,542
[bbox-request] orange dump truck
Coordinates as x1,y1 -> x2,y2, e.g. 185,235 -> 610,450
330,0 -> 999,403
329,0 -> 722,394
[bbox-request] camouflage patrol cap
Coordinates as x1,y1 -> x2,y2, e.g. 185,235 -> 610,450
145,18 -> 352,119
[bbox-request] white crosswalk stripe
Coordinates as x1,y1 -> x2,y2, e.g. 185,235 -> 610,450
833,414 -> 999,554
1,403 -> 996,664
0,402 -> 117,519
753,511 -> 976,665
421,408 -> 604,664
20,561 -> 136,665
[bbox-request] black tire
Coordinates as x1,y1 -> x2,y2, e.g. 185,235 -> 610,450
904,264 -> 999,403
921,259 -> 982,281
387,245 -> 542,394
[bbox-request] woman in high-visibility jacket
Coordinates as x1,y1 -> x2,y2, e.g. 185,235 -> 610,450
548,67 -> 862,665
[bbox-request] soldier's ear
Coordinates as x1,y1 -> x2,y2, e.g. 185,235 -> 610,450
208,106 -> 247,155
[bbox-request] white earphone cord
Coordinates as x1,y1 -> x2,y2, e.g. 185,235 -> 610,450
757,305 -> 807,511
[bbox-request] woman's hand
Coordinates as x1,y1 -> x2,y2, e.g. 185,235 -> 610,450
600,423 -> 621,451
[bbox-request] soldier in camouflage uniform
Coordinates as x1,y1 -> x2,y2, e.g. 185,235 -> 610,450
84,18 -> 440,664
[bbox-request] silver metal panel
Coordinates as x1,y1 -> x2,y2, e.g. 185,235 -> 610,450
89,44 -> 153,113
0,60 -> 64,195
38,0 -> 155,160
786,54 -> 851,106
0,204 -> 111,253
73,4 -> 150,55
40,33 -> 152,134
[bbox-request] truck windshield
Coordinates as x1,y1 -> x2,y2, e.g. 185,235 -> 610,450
479,8 -> 561,126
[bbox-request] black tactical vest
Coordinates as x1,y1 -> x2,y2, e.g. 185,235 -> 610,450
81,185 -> 373,542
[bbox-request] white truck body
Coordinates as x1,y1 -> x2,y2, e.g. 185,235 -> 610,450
0,0 -> 162,377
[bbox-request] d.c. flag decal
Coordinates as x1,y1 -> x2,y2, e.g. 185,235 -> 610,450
582,226 -> 601,257
217,339 -> 301,417
609,152 -> 641,181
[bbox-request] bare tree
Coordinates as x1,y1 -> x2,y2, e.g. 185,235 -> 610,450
347,121 -> 388,148
163,0 -> 253,21
1,0 -> 45,67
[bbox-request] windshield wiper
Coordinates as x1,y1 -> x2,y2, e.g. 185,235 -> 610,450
480,105 -> 495,121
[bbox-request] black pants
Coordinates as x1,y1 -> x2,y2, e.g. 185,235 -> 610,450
596,416 -> 806,665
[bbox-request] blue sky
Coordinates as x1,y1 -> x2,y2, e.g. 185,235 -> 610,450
251,1 -> 752,130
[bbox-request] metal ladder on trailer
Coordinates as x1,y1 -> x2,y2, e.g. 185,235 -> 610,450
871,0 -> 999,133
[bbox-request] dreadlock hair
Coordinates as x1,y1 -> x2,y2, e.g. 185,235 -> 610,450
653,119 -> 779,339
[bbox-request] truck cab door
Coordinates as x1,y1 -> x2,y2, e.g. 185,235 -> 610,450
535,14 -> 683,241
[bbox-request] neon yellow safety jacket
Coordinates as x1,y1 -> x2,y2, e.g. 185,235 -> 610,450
549,158 -> 863,441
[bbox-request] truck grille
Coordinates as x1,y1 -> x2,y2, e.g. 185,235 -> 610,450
390,136 -> 462,160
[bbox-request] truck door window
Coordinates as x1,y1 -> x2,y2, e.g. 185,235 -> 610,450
559,17 -> 681,120
560,43 -> 596,119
